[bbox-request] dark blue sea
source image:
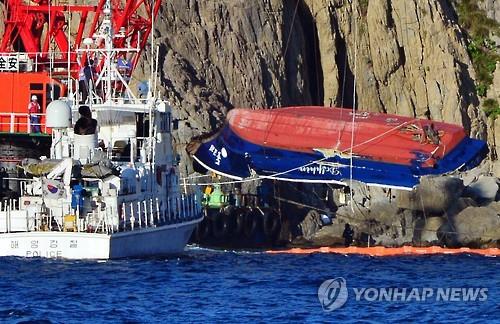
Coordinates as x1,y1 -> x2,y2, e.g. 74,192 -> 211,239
0,247 -> 498,323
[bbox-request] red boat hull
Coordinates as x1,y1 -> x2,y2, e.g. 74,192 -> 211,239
228,106 -> 466,167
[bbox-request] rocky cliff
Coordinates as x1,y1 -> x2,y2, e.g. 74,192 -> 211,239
140,0 -> 500,248
479,0 -> 500,21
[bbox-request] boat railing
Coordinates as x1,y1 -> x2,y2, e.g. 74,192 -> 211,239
0,112 -> 48,134
0,193 -> 202,234
0,51 -> 80,73
119,192 -> 202,231
0,174 -> 203,234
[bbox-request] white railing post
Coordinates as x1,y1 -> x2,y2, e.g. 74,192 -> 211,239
155,197 -> 160,223
143,200 -> 148,227
10,113 -> 15,133
166,198 -> 171,223
122,202 -> 126,231
26,113 -> 30,133
130,202 -> 135,230
7,204 -> 10,233
150,198 -> 154,225
76,204 -> 80,232
180,196 -> 185,219
137,201 -> 142,228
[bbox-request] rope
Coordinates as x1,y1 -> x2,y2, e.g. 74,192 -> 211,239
336,37 -> 349,147
342,118 -> 420,153
182,177 -> 259,186
183,153 -> 332,186
181,174 -> 212,180
349,0 -> 358,211
283,0 -> 300,60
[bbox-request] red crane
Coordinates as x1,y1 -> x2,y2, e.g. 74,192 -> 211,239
0,0 -> 161,75
0,0 -> 161,133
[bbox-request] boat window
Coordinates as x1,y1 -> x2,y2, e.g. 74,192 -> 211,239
30,83 -> 43,90
112,140 -> 131,162
136,113 -> 149,137
46,84 -> 61,103
157,112 -> 171,133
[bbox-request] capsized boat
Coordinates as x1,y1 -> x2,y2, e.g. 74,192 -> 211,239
188,106 -> 487,190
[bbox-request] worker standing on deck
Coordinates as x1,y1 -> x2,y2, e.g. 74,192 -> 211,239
79,60 -> 92,103
28,95 -> 41,133
74,105 -> 98,135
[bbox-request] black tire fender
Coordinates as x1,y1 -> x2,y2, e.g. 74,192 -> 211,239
243,208 -> 260,238
234,207 -> 248,235
212,212 -> 230,239
262,208 -> 281,241
195,217 -> 211,242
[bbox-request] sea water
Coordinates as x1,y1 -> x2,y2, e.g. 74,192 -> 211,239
0,247 -> 498,323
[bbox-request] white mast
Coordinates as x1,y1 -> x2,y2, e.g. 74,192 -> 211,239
103,0 -> 114,103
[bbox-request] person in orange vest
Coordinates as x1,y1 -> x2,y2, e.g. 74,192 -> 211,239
28,95 -> 41,133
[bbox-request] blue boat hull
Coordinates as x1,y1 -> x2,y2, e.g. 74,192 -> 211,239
192,126 -> 488,190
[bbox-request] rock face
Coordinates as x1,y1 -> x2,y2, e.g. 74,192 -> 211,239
478,0 -> 500,21
453,204 -> 500,246
395,176 -> 464,213
290,175 -> 500,248
464,176 -> 499,203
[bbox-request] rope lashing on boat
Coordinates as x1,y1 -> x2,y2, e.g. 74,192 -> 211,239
181,174 -> 212,180
182,154 -> 334,186
341,118 -> 421,154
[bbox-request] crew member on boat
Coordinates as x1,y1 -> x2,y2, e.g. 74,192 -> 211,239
28,95 -> 41,133
74,105 -> 97,135
343,223 -> 354,247
78,60 -> 94,103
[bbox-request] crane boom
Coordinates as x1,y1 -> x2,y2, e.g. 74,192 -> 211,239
0,0 -> 160,75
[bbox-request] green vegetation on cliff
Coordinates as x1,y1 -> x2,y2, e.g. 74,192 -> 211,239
483,98 -> 500,119
455,0 -> 500,98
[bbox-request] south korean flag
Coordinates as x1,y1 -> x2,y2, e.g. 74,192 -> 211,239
42,178 -> 65,199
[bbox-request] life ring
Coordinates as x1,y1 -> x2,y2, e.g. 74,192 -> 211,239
243,208 -> 260,238
194,217 -> 211,242
212,212 -> 231,239
262,208 -> 281,241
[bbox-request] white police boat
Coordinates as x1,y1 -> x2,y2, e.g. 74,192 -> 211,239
0,2 -> 203,259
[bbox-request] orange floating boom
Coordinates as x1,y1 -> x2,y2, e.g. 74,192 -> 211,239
266,246 -> 500,257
